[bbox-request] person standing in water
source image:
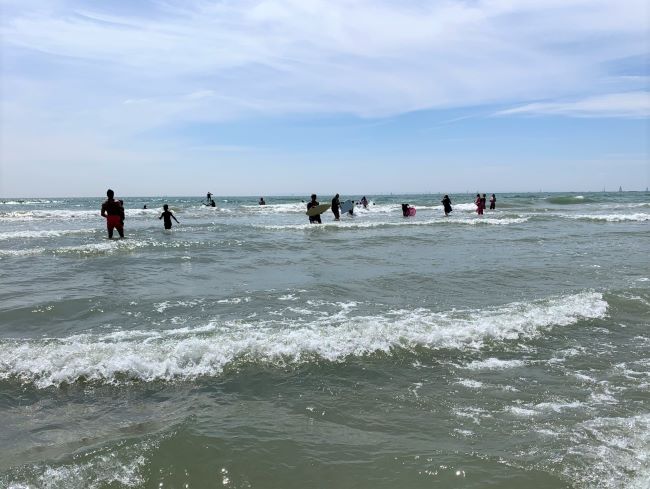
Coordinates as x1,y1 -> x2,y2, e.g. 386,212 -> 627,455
307,194 -> 322,224
481,194 -> 487,211
475,194 -> 484,215
259,197 -> 266,206
360,196 -> 369,209
441,195 -> 453,216
159,204 -> 179,230
489,194 -> 496,210
101,189 -> 125,239
206,192 -> 212,204
331,194 -> 341,221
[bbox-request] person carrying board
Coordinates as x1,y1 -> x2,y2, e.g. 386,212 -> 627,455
307,194 -> 322,224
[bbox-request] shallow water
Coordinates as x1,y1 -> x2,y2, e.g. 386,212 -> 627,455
1,192 -> 649,488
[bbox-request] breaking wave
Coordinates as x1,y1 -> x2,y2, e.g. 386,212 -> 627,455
0,292 -> 607,388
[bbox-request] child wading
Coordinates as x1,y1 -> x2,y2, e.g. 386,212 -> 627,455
159,204 -> 179,230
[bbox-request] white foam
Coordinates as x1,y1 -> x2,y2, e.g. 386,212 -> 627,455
464,358 -> 526,370
154,299 -> 205,313
0,229 -> 95,240
256,216 -> 528,231
456,379 -> 484,389
533,400 -> 584,412
563,213 -> 650,222
1,209 -> 99,221
216,297 -> 251,304
0,291 -> 608,388
507,406 -> 538,417
563,414 -> 650,489
2,438 -> 155,489
0,238 -> 171,258
0,199 -> 62,205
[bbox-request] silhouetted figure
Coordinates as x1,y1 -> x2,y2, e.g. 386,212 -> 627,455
441,195 -> 453,216
210,199 -> 216,207
401,203 -> 411,217
101,189 -> 124,239
475,194 -> 484,215
307,194 -> 321,224
332,194 -> 340,221
489,194 -> 496,210
360,196 -> 369,208
259,197 -> 266,205
143,204 -> 147,209
159,204 -> 179,230
481,194 -> 487,211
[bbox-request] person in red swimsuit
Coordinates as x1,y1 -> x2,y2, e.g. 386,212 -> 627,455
475,193 -> 484,215
101,189 -> 125,239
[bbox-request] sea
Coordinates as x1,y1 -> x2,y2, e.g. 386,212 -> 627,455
0,192 -> 648,489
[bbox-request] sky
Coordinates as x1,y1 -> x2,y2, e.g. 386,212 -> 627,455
0,0 -> 649,197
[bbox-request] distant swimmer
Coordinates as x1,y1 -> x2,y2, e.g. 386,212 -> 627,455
441,195 -> 453,216
481,194 -> 487,211
143,204 -> 147,209
489,194 -> 496,210
401,203 -> 411,217
159,204 -> 179,230
475,194 -> 484,215
307,194 -> 322,224
259,197 -> 266,206
331,193 -> 340,221
101,189 -> 124,239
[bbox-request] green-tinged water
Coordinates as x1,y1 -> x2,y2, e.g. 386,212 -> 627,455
1,192 -> 648,488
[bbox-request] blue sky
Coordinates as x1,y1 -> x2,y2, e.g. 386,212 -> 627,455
1,0 -> 648,197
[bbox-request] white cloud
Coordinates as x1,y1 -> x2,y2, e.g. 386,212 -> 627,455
1,0 -> 647,124
496,91 -> 650,118
1,0 -> 648,195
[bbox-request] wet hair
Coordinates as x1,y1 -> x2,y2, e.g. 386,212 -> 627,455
107,189 -> 114,198
163,204 -> 169,210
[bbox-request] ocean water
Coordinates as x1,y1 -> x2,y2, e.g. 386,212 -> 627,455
0,192 -> 648,489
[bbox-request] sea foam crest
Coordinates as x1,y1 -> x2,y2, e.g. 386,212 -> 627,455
256,216 -> 528,231
0,292 -> 607,388
0,229 -> 96,241
567,213 -> 650,222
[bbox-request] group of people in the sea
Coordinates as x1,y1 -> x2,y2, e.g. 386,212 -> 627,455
101,189 -> 180,238
101,188 -> 498,237
474,193 -> 497,215
306,192 -> 496,224
307,194 -> 370,224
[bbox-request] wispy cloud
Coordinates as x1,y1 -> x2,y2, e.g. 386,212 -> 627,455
1,0 -> 648,195
496,91 -> 650,118
2,0 -> 648,124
